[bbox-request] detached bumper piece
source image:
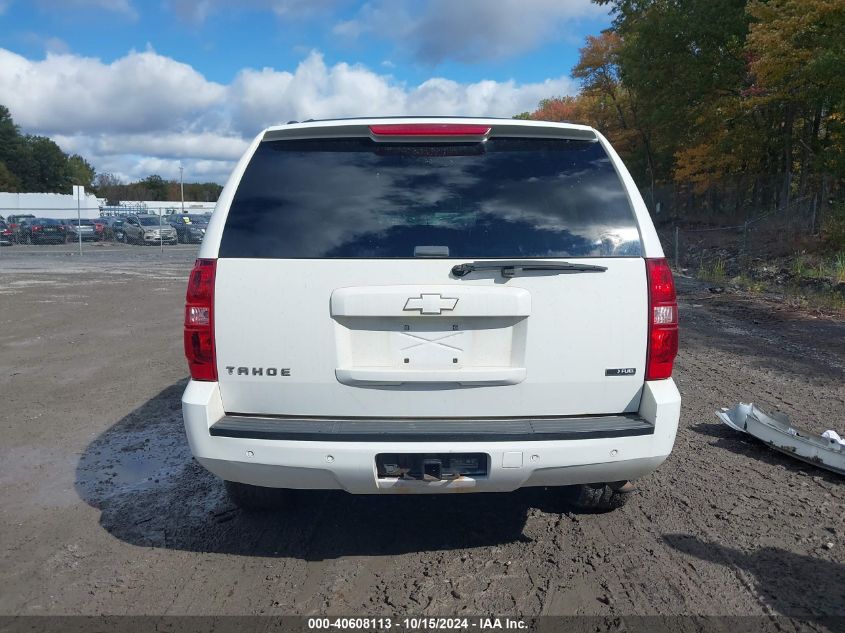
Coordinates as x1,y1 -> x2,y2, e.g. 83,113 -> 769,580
716,403 -> 845,476
209,413 -> 654,442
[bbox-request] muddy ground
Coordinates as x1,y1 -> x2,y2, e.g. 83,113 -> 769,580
0,244 -> 843,622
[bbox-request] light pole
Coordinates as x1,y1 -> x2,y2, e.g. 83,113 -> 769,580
179,164 -> 185,214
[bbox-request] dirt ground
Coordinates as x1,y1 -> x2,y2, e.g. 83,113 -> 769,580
1,243 -> 843,623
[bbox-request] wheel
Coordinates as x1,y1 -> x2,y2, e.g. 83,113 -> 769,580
564,481 -> 634,513
224,480 -> 289,512
25,234 -> 32,245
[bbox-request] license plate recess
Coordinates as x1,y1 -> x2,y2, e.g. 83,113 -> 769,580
376,453 -> 488,480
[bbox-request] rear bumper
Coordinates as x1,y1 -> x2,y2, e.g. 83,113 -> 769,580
182,380 -> 681,494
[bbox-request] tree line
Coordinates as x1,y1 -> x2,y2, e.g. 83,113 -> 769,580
0,104 -> 222,204
0,105 -> 95,193
93,173 -> 222,205
516,0 -> 845,225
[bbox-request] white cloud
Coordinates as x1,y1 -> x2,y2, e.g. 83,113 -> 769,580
0,47 -> 577,183
0,48 -> 225,134
334,0 -> 605,63
229,51 -> 577,131
54,132 -> 249,161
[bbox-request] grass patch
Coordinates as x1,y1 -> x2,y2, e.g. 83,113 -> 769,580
834,252 -> 845,284
782,284 -> 845,314
789,250 -> 845,284
698,257 -> 726,283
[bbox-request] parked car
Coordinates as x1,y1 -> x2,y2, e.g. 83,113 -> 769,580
123,214 -> 177,245
91,219 -> 106,241
0,220 -> 14,246
18,218 -> 66,244
167,213 -> 209,243
63,219 -> 98,242
181,117 -> 681,513
5,214 -> 36,243
100,217 -> 126,242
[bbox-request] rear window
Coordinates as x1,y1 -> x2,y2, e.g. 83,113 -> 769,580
220,137 -> 642,259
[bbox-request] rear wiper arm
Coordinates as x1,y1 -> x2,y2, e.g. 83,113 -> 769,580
451,261 -> 607,278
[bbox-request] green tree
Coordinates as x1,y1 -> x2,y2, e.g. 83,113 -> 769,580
595,0 -> 751,185
25,135 -> 70,192
0,105 -> 27,186
141,174 -> 168,200
67,154 -> 96,189
0,161 -> 19,191
92,172 -> 123,205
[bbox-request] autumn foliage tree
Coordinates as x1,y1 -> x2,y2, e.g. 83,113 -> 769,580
520,0 -> 845,224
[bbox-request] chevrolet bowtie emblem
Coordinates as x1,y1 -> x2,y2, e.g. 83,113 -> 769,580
403,294 -> 459,315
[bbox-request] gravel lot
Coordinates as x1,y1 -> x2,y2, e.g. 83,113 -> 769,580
1,244 -> 843,622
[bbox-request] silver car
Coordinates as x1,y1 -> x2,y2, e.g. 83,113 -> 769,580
123,214 -> 178,245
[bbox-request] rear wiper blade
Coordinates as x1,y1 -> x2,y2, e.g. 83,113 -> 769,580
451,261 -> 608,278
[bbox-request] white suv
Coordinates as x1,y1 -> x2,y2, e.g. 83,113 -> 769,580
181,118 -> 680,512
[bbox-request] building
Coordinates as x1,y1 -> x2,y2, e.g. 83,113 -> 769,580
116,201 -> 216,215
0,192 -> 102,220
0,192 -> 216,220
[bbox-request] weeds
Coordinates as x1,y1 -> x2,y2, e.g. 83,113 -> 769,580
784,284 -> 845,313
698,257 -> 726,282
834,252 -> 845,284
788,251 -> 845,285
791,254 -> 808,278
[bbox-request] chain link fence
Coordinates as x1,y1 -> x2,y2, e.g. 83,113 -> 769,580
665,195 -> 818,274
0,204 -> 205,257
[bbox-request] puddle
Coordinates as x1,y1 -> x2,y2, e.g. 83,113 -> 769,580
76,425 -> 190,500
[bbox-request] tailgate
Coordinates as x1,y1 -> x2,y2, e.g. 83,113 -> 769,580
210,126 -> 651,419
214,258 -> 647,418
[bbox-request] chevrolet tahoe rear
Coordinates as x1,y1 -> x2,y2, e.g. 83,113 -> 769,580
181,117 -> 681,512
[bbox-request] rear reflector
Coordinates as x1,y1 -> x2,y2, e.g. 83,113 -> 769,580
645,258 -> 678,380
369,123 -> 491,137
184,258 -> 217,381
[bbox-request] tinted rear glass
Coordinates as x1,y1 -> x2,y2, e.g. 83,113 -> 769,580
220,137 -> 641,259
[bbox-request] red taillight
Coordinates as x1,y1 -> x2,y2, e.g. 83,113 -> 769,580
32,225 -> 42,231
184,258 -> 217,381
369,123 -> 491,137
645,258 -> 678,380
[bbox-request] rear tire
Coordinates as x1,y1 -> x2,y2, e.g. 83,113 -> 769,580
224,480 -> 289,512
565,481 -> 634,513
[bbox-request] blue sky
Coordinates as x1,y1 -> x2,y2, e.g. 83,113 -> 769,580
0,0 -> 612,183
